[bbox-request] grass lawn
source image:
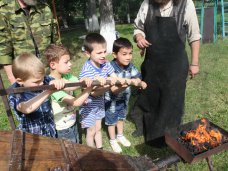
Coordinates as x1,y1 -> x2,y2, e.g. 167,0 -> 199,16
0,24 -> 227,170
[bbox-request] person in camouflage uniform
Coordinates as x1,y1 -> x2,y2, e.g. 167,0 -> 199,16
0,0 -> 61,84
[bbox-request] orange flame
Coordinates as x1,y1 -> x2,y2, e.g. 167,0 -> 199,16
183,119 -> 222,150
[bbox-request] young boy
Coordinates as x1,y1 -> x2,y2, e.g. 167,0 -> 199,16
44,44 -> 93,143
8,53 -> 66,137
79,33 -> 121,149
105,37 -> 147,153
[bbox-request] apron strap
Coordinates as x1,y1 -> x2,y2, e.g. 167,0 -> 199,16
23,8 -> 41,58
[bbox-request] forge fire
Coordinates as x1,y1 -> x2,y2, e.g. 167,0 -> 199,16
178,119 -> 228,155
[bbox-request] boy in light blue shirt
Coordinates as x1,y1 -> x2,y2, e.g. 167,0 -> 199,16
105,38 -> 147,153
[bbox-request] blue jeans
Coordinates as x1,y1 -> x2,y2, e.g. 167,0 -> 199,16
57,124 -> 79,143
105,100 -> 127,125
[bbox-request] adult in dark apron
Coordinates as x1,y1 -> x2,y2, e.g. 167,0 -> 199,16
133,0 -> 189,145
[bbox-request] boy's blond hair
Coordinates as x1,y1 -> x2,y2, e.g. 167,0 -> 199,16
44,44 -> 70,66
12,52 -> 45,81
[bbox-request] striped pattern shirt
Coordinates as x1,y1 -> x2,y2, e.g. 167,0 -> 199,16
79,59 -> 114,127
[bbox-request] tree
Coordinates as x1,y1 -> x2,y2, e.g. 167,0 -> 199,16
99,0 -> 116,53
59,0 -> 69,28
48,0 -> 85,28
113,0 -> 142,23
126,0 -> 130,24
85,0 -> 100,32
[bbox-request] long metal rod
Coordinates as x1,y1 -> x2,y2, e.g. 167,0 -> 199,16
206,156 -> 214,171
0,80 -> 142,96
153,154 -> 181,170
0,81 -> 88,95
0,75 -> 16,130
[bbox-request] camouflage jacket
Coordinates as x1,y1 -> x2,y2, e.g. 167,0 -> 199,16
0,0 -> 61,64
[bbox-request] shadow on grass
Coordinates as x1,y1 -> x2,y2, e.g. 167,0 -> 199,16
127,91 -> 177,161
135,141 -> 175,158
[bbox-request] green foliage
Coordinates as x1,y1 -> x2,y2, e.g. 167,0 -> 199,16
47,0 -> 86,26
47,0 -> 143,27
113,0 -> 143,23
0,24 -> 227,170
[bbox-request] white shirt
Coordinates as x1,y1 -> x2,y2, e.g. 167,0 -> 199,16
134,0 -> 201,43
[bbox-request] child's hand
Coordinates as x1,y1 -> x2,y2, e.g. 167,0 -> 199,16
80,77 -> 93,87
131,78 -> 141,86
84,86 -> 93,93
140,81 -> 147,89
94,76 -> 106,86
106,77 -> 118,86
116,78 -> 127,85
49,79 -> 65,90
125,78 -> 132,85
118,78 -> 131,87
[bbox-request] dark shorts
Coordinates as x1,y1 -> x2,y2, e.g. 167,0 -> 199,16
105,100 -> 127,125
57,123 -> 79,143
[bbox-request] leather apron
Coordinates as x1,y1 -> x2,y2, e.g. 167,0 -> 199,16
134,1 -> 189,142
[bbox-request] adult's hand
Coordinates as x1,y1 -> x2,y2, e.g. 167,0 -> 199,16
189,65 -> 199,79
135,34 -> 151,49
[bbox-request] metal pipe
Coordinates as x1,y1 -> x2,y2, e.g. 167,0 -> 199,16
206,157 -> 215,171
0,80 -> 143,96
152,154 -> 182,170
0,75 -> 16,130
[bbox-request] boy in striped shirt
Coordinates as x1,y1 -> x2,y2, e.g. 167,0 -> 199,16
79,33 -> 122,149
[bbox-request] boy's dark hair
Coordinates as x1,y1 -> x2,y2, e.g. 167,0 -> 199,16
112,37 -> 133,53
83,33 -> 106,53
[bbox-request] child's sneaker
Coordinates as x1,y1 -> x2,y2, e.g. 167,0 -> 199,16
110,139 -> 122,153
117,135 -> 131,147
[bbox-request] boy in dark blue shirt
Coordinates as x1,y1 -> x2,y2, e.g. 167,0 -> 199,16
9,53 -> 65,137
